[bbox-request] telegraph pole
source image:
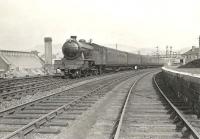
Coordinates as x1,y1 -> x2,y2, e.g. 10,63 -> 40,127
166,46 -> 168,58
156,46 -> 159,56
116,43 -> 118,50
199,36 -> 200,58
170,46 -> 172,58
156,46 -> 159,64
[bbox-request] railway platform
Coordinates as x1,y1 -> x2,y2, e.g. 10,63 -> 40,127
164,66 -> 200,75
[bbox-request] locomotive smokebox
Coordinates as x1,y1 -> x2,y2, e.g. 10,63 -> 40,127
62,36 -> 94,60
62,39 -> 80,60
44,37 -> 52,65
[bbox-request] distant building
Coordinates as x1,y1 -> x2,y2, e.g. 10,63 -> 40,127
156,52 -> 183,66
0,50 -> 45,77
182,46 -> 199,63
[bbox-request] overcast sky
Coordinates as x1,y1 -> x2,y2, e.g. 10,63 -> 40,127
0,0 -> 200,54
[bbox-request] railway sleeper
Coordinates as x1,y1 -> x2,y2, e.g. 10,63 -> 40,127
127,109 -> 168,113
120,131 -> 183,138
24,106 -> 58,110
48,98 -> 77,101
3,114 -> 43,119
68,107 -> 88,111
123,115 -> 171,121
123,119 -> 174,125
45,121 -> 69,127
79,101 -> 96,104
57,93 -> 89,96
35,103 -> 64,107
41,100 -> 74,103
56,115 -> 76,120
49,96 -> 79,99
64,111 -> 82,115
0,127 -> 61,134
130,105 -> 167,109
70,104 -> 91,107
15,110 -> 50,114
122,124 -> 177,132
0,119 -> 69,127
81,98 -> 99,101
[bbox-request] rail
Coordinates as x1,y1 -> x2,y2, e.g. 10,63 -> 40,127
110,72 -> 150,139
1,69 -> 144,138
153,74 -> 200,139
110,72 -> 200,139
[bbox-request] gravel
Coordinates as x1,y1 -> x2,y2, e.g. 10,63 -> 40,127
0,85 -> 70,111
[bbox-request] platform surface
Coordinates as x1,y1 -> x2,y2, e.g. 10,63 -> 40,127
164,66 -> 200,75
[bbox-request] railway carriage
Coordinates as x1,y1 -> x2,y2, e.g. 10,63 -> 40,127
127,53 -> 141,67
55,36 -> 163,78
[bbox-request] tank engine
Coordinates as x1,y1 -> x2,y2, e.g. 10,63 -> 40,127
55,36 -> 164,78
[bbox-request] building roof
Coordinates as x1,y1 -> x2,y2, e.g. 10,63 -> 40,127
182,47 -> 199,55
0,50 -> 44,69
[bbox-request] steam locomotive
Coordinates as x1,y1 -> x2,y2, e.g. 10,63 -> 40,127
55,36 -> 164,78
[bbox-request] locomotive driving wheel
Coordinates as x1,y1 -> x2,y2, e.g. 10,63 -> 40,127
92,70 -> 98,76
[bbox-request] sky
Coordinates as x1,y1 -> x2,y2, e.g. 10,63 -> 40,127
0,0 -> 200,55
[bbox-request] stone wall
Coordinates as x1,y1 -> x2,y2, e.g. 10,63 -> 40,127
162,68 -> 200,117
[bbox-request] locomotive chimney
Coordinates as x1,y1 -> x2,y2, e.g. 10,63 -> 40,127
71,36 -> 77,40
44,37 -> 52,65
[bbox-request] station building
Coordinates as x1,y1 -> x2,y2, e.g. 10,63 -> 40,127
0,50 -> 45,77
182,46 -> 200,63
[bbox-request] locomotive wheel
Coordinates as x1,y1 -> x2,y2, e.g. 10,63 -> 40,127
88,71 -> 92,76
83,70 -> 88,77
98,66 -> 102,75
77,70 -> 81,78
70,74 -> 75,79
93,70 -> 98,76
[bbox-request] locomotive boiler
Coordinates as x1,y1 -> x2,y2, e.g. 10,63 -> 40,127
55,36 -> 164,78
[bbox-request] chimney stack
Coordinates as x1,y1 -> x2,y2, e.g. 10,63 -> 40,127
44,37 -> 52,65
192,46 -> 196,51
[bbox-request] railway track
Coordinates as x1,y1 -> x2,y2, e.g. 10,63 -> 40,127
0,70 -> 146,139
109,72 -> 200,139
0,76 -> 51,87
0,74 -> 106,102
0,76 -> 67,102
155,72 -> 200,138
0,76 -> 58,93
0,71 -> 145,103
